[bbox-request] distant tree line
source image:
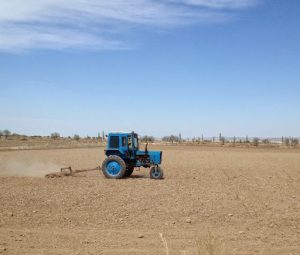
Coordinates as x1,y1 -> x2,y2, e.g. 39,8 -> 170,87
1,129 -> 299,148
159,133 -> 300,148
50,132 -> 101,141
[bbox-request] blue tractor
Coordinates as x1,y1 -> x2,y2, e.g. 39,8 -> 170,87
101,132 -> 164,179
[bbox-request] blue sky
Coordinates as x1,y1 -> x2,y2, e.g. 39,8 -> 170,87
0,0 -> 299,138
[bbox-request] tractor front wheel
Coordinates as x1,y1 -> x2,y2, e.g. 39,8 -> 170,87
150,166 -> 164,179
102,155 -> 126,179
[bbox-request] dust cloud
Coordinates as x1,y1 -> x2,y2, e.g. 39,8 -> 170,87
0,159 -> 60,177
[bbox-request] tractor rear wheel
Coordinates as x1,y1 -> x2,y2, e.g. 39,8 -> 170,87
102,155 -> 126,179
124,167 -> 134,177
150,166 -> 164,179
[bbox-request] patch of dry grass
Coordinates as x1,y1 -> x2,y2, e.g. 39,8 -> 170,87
196,231 -> 227,255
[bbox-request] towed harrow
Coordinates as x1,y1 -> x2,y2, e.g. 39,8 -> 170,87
45,166 -> 100,178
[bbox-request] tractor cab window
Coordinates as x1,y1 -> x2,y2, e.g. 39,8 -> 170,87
128,136 -> 132,148
133,136 -> 139,149
109,136 -> 119,148
127,135 -> 138,149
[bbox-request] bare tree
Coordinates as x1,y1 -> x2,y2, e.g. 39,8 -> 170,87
219,136 -> 225,145
141,136 -> 153,143
245,135 -> 249,143
51,132 -> 60,139
73,134 -> 80,141
162,135 -> 179,143
291,138 -> 299,147
284,137 -> 290,147
253,137 -> 259,147
262,139 -> 270,144
141,136 -> 155,143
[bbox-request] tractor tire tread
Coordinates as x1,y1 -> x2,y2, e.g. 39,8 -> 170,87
102,155 -> 126,179
150,166 -> 164,179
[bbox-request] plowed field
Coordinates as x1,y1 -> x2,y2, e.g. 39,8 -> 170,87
0,146 -> 299,254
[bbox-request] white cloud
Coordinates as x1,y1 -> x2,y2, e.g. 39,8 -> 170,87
0,0 -> 259,52
173,0 -> 258,9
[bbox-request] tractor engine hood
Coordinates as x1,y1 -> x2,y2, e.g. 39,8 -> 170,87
136,150 -> 162,165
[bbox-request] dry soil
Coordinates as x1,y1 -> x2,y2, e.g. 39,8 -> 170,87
0,146 -> 299,254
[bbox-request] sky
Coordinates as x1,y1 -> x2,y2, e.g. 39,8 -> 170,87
0,0 -> 299,138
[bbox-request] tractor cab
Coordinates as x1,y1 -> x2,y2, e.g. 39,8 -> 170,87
106,132 -> 139,159
102,132 -> 163,179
